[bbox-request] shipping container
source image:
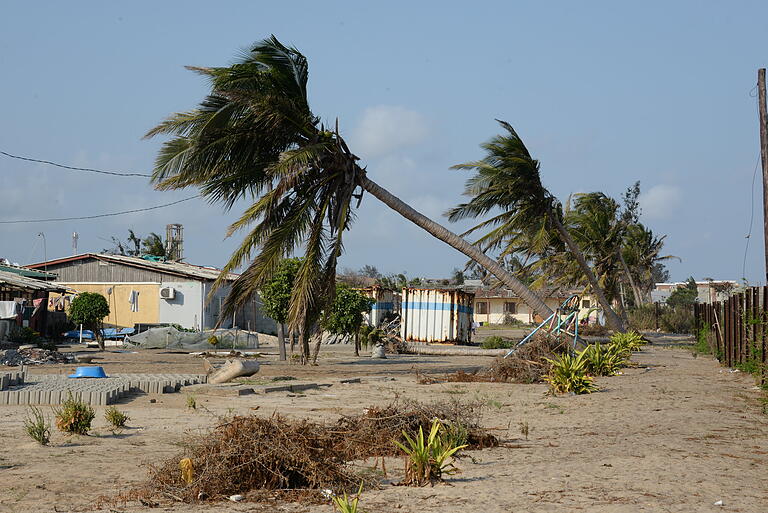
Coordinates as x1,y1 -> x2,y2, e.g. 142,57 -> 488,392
400,288 -> 474,344
359,286 -> 400,326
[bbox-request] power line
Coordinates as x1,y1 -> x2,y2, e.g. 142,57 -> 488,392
0,150 -> 152,177
0,195 -> 199,224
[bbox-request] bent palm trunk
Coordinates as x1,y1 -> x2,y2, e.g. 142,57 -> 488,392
549,216 -> 626,332
360,175 -> 553,320
617,249 -> 643,307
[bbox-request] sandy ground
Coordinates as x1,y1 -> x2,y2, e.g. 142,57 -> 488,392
1,337 -> 767,513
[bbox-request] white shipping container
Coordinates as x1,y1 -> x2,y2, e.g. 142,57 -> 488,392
359,286 -> 400,326
400,288 -> 474,344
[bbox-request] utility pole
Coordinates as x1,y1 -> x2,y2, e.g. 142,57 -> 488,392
759,69 -> 768,284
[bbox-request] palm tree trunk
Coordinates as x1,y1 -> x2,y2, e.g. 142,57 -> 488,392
276,322 -> 286,361
617,248 -> 643,307
549,216 -> 626,332
360,175 -> 553,320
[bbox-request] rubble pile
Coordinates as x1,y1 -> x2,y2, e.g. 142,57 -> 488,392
0,348 -> 75,366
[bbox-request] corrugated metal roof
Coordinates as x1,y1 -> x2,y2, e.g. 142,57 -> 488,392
0,264 -> 58,280
0,270 -> 67,292
28,253 -> 237,281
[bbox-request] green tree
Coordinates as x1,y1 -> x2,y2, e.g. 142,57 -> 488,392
259,258 -> 301,361
452,268 -> 465,285
448,121 -> 625,332
667,277 -> 698,307
68,292 -> 110,351
145,36 -> 555,365
322,285 -> 375,357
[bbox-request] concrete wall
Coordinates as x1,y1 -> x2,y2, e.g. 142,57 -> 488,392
157,280 -> 204,330
54,283 -> 160,329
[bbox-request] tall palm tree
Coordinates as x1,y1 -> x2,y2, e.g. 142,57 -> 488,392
622,223 -> 678,304
144,36 -> 554,359
447,121 -> 626,332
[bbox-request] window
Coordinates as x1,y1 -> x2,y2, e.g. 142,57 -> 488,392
582,299 -> 591,308
504,302 -> 517,314
476,301 -> 488,314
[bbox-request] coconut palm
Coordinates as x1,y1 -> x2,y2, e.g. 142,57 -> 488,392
447,121 -> 626,332
145,36 -> 554,361
622,223 -> 678,304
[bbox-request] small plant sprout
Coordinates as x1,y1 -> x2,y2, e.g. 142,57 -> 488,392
394,418 -> 467,486
54,392 -> 95,435
186,395 -> 197,410
104,406 -> 130,430
330,481 -> 365,513
24,406 -> 51,445
519,420 -> 529,440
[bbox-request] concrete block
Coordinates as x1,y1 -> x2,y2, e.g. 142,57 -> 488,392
0,391 -> 8,405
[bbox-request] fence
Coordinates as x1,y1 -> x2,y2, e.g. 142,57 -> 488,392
693,286 -> 767,383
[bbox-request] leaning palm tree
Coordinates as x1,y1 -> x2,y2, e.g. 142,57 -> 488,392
144,36 -> 554,360
447,121 -> 626,332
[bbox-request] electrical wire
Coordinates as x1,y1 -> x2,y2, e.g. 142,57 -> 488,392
0,150 -> 152,177
0,195 -> 199,224
742,153 -> 761,281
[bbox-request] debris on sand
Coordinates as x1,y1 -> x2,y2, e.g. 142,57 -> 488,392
0,348 -> 75,366
440,334 -> 569,384
118,399 -> 498,505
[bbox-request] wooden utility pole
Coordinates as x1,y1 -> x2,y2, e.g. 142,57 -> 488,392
758,69 -> 768,284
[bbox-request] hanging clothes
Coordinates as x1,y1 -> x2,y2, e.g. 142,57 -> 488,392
128,290 -> 140,312
0,301 -> 17,319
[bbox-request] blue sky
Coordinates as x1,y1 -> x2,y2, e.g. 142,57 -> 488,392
1,1 -> 766,283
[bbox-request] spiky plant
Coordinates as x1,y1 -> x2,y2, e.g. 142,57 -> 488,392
393,419 -> 467,486
544,352 -> 597,394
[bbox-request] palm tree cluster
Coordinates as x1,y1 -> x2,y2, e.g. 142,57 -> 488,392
145,36 -> 676,357
146,36 -> 553,361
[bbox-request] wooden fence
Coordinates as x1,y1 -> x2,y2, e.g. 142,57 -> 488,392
693,286 -> 767,383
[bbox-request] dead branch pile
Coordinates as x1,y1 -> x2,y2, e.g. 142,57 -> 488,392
445,333 -> 568,384
331,398 -> 498,458
118,400 -> 497,505
122,414 -> 359,504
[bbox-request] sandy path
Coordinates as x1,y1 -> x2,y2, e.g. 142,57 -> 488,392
0,342 -> 766,512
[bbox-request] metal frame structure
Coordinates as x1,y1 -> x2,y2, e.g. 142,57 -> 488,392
504,294 -> 582,358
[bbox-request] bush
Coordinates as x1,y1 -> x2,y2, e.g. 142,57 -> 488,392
660,306 -> 694,334
544,352 -> 597,394
54,393 -> 95,435
105,406 -> 130,429
628,304 -> 657,331
24,406 -> 51,445
580,343 -> 626,376
9,326 -> 40,345
394,419 -> 467,486
610,331 -> 645,352
480,335 -> 514,349
330,482 -> 364,513
69,292 -> 110,351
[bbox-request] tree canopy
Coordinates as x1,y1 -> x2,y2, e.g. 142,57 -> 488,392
69,292 -> 110,351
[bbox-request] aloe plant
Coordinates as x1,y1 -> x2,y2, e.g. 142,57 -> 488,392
393,419 -> 467,486
544,352 -> 597,394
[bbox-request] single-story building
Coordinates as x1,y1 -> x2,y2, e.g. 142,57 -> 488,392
0,268 -> 67,339
27,253 -> 271,332
400,287 -> 474,344
652,280 -> 738,304
471,287 -> 596,325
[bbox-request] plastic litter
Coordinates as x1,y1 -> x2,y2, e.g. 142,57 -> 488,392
228,495 -> 244,502
714,500 -> 724,506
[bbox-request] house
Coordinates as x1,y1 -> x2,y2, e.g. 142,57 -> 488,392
358,286 -> 400,327
0,269 -> 67,339
652,280 -> 738,304
26,253 -> 271,332
470,286 -> 596,325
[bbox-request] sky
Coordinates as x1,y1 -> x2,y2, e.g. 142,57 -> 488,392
1,1 -> 767,284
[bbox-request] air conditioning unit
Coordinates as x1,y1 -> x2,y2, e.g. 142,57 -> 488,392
159,287 -> 176,300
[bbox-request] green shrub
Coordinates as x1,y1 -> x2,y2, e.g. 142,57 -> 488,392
694,324 -> 712,354
24,406 -> 51,445
544,352 -> 597,394
9,326 -> 40,345
481,336 -> 514,349
610,331 -> 644,352
628,304 -> 657,331
104,406 -> 130,429
580,343 -> 625,376
660,306 -> 694,334
394,419 -> 467,486
54,393 -> 95,435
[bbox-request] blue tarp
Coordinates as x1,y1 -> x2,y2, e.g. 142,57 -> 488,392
63,327 -> 135,340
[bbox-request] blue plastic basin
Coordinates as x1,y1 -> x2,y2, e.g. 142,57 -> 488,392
68,366 -> 108,378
